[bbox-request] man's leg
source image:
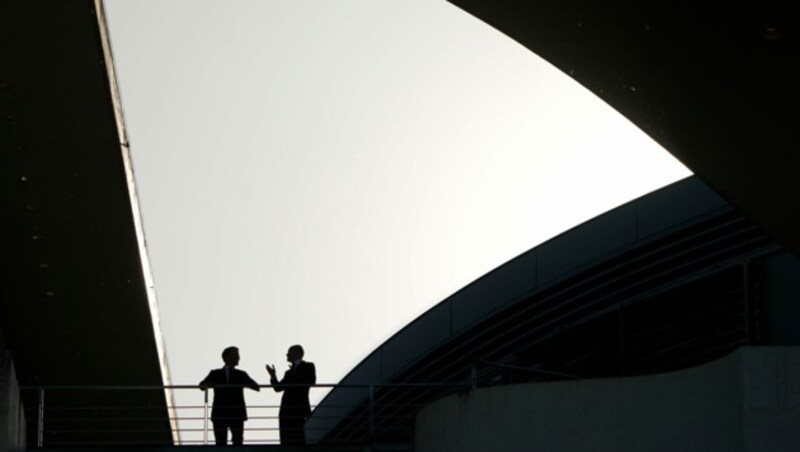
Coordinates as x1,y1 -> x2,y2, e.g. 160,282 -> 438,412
296,416 -> 306,445
279,412 -> 305,445
212,420 -> 228,446
229,420 -> 244,446
278,414 -> 289,445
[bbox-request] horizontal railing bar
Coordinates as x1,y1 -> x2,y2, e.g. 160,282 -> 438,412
36,417 -> 200,423
40,407 -> 179,412
40,441 -> 186,446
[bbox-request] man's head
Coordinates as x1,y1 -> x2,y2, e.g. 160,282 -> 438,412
286,345 -> 304,363
222,346 -> 240,367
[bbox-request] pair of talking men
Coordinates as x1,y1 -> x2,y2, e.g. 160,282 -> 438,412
199,344 -> 316,446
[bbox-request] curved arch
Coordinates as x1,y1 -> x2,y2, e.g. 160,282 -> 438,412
308,176 -> 793,443
449,0 -> 800,254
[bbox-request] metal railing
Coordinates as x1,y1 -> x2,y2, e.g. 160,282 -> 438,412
19,382 -> 471,447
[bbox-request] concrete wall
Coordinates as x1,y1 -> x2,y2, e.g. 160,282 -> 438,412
762,253 -> 800,345
0,351 -> 26,452
416,347 -> 800,452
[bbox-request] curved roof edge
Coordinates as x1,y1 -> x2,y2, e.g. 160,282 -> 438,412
308,176 -> 744,442
332,176 -> 726,389
447,0 -> 800,256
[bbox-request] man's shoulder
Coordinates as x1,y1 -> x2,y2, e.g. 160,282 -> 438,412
200,368 -> 223,384
231,367 -> 257,381
299,361 -> 316,376
292,361 -> 314,372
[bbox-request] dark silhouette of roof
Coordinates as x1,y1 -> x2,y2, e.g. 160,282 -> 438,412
448,0 -> 800,256
1,0 -> 172,445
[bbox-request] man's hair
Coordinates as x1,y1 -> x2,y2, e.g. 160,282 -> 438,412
222,346 -> 238,362
289,344 -> 304,358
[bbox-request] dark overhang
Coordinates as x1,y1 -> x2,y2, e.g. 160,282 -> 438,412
448,0 -> 800,256
1,0 -> 172,445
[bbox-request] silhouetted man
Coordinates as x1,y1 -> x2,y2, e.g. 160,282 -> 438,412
200,346 -> 260,446
266,344 -> 316,445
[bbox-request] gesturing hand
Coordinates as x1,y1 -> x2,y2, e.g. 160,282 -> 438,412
266,364 -> 276,377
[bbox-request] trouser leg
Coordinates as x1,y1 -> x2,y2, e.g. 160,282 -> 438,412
229,420 -> 245,445
279,413 -> 305,445
212,420 -> 228,446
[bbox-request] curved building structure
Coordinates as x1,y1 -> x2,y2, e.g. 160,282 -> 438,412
448,0 -> 800,256
308,176 -> 800,444
312,2 -> 800,446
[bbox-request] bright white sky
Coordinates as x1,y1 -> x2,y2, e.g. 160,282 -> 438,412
104,0 -> 690,444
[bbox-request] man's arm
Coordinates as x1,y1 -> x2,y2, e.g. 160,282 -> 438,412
266,364 -> 283,392
243,372 -> 261,392
199,371 -> 215,391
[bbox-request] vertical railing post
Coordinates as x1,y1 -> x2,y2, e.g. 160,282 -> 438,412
203,388 -> 209,445
37,388 -> 45,448
368,385 -> 374,440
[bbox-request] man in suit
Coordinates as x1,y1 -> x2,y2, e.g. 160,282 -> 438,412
200,346 -> 260,446
266,344 -> 316,445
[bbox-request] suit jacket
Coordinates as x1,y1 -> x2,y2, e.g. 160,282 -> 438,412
271,361 -> 316,417
200,367 -> 259,421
